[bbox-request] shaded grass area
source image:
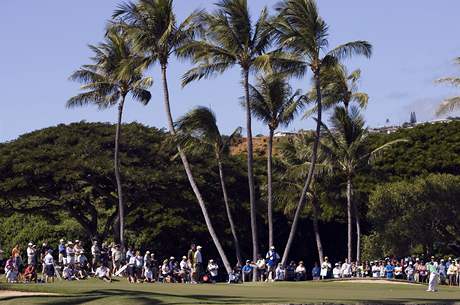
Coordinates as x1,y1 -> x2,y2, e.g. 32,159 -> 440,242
1,279 -> 460,305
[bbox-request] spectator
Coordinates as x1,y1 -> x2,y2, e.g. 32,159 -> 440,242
310,262 -> 320,281
194,246 -> 203,283
405,262 -> 415,282
394,261 -> 403,279
341,259 -> 351,278
43,249 -> 55,283
242,260 -> 254,283
207,259 -> 219,283
333,263 -> 341,279
371,261 -> 380,278
58,239 -> 66,266
91,241 -> 101,271
320,257 -> 331,279
286,261 -> 296,281
294,261 -> 306,281
384,261 -> 395,279
256,254 -> 266,282
24,264 -> 37,283
447,261 -> 457,286
179,256 -> 190,283
275,263 -> 285,281
95,264 -> 112,283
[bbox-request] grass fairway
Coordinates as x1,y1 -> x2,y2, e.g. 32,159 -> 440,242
1,279 -> 460,305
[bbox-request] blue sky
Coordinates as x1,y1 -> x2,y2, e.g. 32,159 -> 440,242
2,0 -> 460,142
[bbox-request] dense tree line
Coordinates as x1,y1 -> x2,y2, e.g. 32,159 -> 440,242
1,121 -> 459,265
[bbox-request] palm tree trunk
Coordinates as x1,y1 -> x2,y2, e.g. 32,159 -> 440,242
114,96 -> 126,251
281,72 -> 322,265
243,68 -> 258,278
347,174 -> 353,262
267,128 -> 274,248
354,198 -> 361,263
312,196 -> 324,265
217,154 -> 243,266
160,65 -> 232,274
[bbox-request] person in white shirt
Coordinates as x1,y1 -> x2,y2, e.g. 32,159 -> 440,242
63,264 -> 77,281
43,250 -> 55,283
275,263 -> 285,281
333,263 -> 341,279
194,246 -> 203,283
66,242 -> 75,265
295,261 -> 307,281
179,256 -> 190,283
371,262 -> 380,278
26,243 -> 36,266
161,259 -> 171,282
207,259 -> 219,283
127,254 -> 137,283
91,241 -> 101,272
255,255 -> 266,282
341,259 -> 351,278
95,264 -> 112,282
320,256 -> 331,279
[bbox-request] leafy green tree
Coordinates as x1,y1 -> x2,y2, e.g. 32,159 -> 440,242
248,73 -> 303,248
113,0 -> 233,273
320,106 -> 406,262
436,57 -> 460,116
67,28 -> 152,249
366,174 -> 460,257
179,0 -> 273,269
273,0 -> 372,264
175,106 -> 243,265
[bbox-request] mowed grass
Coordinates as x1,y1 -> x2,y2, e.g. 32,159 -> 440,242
1,279 -> 460,305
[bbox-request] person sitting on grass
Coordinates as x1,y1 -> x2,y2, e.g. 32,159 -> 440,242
179,256 -> 190,283
207,259 -> 219,283
161,259 -> 171,283
24,264 -> 37,283
5,257 -> 18,283
63,263 -> 78,281
95,264 -> 112,283
333,263 -> 341,279
275,263 -> 285,281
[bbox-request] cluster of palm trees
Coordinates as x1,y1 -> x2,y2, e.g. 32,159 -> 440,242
66,0 -> 399,275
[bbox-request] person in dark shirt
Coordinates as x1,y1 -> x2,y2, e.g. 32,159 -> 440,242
311,262 -> 321,280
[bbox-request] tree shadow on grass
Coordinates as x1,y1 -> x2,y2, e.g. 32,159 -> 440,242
0,288 -> 275,305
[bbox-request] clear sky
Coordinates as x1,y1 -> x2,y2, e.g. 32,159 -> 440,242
2,0 -> 460,142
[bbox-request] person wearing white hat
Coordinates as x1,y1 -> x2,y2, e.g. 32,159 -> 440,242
27,242 -> 36,266
320,256 -> 331,279
427,256 -> 439,292
179,256 -> 190,283
265,246 -> 280,281
194,246 -> 203,283
66,241 -> 75,265
333,263 -> 341,279
207,259 -> 219,283
43,249 -> 55,283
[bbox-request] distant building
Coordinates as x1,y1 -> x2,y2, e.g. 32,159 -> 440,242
274,131 -> 297,138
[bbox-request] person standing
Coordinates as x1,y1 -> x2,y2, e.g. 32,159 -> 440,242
255,254 -> 266,282
295,261 -> 307,281
27,243 -> 36,266
275,263 -> 286,281
405,262 -> 415,282
58,239 -> 66,266
66,242 -> 75,266
194,246 -> 203,283
187,244 -> 196,283
341,259 -> 351,278
447,261 -> 457,286
427,257 -> 439,292
320,257 -> 331,279
43,249 -> 55,283
265,246 -> 280,281
91,241 -> 101,272
333,263 -> 341,279
311,262 -> 320,280
384,260 -> 395,279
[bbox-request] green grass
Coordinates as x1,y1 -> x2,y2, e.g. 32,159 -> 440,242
1,279 -> 460,305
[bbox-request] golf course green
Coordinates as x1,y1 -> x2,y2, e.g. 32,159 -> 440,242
1,279 -> 459,305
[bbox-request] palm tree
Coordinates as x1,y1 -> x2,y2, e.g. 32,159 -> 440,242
305,64 -> 369,116
174,106 -> 243,266
319,106 -> 407,262
278,133 -> 331,264
113,0 -> 233,273
248,73 -> 303,248
67,27 -> 153,250
436,57 -> 460,116
272,0 -> 372,265
179,0 -> 274,269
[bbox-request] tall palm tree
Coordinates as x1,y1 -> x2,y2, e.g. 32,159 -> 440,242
248,73 -> 303,248
278,133 -> 331,264
436,57 -> 460,116
113,0 -> 232,273
320,106 -> 407,262
179,0 -> 274,269
67,27 -> 153,250
175,106 -> 243,266
272,0 -> 372,265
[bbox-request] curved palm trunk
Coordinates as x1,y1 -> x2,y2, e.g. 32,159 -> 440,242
354,197 -> 361,263
281,73 -> 322,265
312,196 -> 324,265
114,96 -> 126,251
161,65 -> 232,274
346,174 -> 353,262
267,128 -> 274,248
243,68 -> 258,279
217,155 -> 243,266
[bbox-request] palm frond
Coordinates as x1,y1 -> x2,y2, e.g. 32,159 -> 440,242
326,41 -> 372,60
436,96 -> 460,116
